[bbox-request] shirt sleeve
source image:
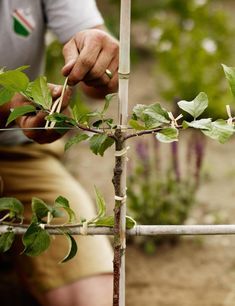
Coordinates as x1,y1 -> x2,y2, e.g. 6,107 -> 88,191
42,0 -> 104,43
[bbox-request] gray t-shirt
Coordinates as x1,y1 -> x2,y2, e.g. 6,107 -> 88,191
0,0 -> 103,145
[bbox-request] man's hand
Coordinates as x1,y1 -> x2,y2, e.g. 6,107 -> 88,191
13,84 -> 72,144
61,27 -> 119,99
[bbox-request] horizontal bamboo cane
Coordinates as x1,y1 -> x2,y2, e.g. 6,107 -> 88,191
3,224 -> 235,236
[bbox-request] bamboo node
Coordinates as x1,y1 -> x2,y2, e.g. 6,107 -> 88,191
118,72 -> 130,79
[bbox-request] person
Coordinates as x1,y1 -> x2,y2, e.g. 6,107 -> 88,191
0,1 -> 119,306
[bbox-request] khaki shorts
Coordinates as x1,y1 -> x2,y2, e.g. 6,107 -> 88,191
0,140 -> 113,292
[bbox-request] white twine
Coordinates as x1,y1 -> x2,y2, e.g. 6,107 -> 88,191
114,195 -> 127,203
80,221 -> 88,235
115,146 -> 130,157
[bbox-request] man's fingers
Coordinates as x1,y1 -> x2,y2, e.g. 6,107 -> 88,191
62,39 -> 79,76
48,84 -> 72,109
84,49 -> 114,82
84,56 -> 118,89
66,41 -> 101,86
48,83 -> 63,98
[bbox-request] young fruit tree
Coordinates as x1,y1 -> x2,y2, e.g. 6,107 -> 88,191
1,1 -> 235,305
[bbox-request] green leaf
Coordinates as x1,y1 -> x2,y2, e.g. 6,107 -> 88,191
16,65 -> 30,72
156,127 -> 179,143
178,92 -> 208,119
46,113 -> 77,126
0,88 -> 14,106
55,196 -> 77,223
23,222 -> 51,256
132,104 -> 148,118
132,103 -> 170,129
32,197 -> 52,222
222,64 -> 235,98
182,118 -> 212,130
202,119 -> 234,143
0,197 -> 24,221
102,93 -> 117,114
0,231 -> 15,252
6,105 -> 36,126
89,187 -> 106,224
143,103 -> 170,129
0,70 -> 29,92
28,76 -> 52,109
65,133 -> 89,151
60,233 -> 78,263
128,119 -> 146,130
89,134 -> 115,156
93,215 -> 136,229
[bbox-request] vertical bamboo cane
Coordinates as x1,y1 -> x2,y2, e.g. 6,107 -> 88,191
113,1 -> 131,305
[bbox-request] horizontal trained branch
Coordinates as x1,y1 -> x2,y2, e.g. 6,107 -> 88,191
3,224 -> 235,236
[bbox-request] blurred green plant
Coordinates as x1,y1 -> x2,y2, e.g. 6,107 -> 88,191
150,0 -> 235,118
102,0 -> 235,118
127,132 -> 205,254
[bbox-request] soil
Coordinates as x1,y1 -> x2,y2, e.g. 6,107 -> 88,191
1,50 -> 235,306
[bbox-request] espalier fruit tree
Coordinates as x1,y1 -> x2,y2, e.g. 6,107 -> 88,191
0,63 -> 235,304
1,2 -> 235,305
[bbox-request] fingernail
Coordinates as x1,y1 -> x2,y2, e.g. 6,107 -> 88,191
53,86 -> 61,95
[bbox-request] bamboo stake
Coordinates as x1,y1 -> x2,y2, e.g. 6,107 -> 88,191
112,0 -> 131,305
3,224 -> 235,236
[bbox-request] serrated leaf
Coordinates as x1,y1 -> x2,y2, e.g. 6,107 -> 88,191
0,197 -> 24,221
178,92 -> 208,119
55,196 -> 77,223
32,197 -> 52,222
143,103 -> 170,129
93,215 -> 136,229
89,134 -> 115,156
132,103 -> 170,129
222,64 -> 235,98
182,118 -> 212,130
46,113 -> 77,126
60,233 -> 77,263
156,127 -> 179,143
202,119 -> 234,143
28,76 -> 52,109
6,105 -> 36,126
0,70 -> 29,92
0,231 -> 15,252
65,133 -> 89,151
23,222 -> 50,256
0,88 -> 14,106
